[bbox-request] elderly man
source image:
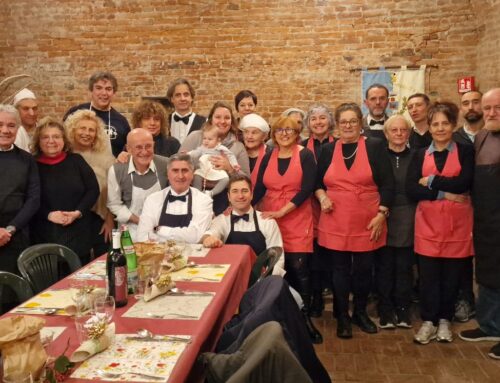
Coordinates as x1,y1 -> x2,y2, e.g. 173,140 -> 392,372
12,88 -> 39,152
166,78 -> 206,144
453,90 -> 484,145
363,83 -> 390,141
107,128 -> 169,239
64,71 -> 130,157
137,153 -> 212,243
0,105 -> 40,311
459,88 -> 500,360
407,93 -> 432,150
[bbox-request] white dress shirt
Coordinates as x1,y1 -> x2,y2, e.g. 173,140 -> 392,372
170,112 -> 195,144
204,208 -> 286,276
137,186 -> 213,243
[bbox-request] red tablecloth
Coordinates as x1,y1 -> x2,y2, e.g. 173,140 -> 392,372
2,244 -> 255,383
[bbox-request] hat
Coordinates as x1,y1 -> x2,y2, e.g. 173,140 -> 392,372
194,155 -> 229,181
13,88 -> 36,106
239,113 -> 269,133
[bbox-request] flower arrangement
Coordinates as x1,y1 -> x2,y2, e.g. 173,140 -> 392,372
42,339 -> 75,383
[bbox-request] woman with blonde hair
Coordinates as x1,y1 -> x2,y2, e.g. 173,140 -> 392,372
65,109 -> 115,255
31,116 -> 99,264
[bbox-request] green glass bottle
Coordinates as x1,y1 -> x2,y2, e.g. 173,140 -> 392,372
120,224 -> 138,294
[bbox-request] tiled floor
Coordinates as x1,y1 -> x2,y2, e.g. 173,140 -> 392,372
313,297 -> 500,383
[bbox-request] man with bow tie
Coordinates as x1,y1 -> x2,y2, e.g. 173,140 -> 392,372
201,174 -> 285,276
166,78 -> 207,144
136,153 -> 212,243
363,83 -> 390,142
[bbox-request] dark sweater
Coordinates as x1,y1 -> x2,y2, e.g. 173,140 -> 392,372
253,147 -> 317,207
405,142 -> 474,202
316,137 -> 395,207
154,134 -> 180,157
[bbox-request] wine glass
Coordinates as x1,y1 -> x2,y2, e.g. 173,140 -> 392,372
94,295 -> 115,323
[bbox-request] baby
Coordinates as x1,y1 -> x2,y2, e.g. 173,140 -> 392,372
188,123 -> 240,196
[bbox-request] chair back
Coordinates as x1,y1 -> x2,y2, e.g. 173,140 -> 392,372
248,246 -> 283,287
0,271 -> 34,304
17,243 -> 82,293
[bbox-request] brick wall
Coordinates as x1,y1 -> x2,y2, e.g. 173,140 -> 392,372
0,0 -> 498,123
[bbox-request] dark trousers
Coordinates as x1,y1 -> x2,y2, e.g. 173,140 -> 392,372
326,249 -> 374,317
418,254 -> 466,324
376,246 -> 414,314
310,241 -> 331,291
284,252 -> 311,306
457,256 -> 475,304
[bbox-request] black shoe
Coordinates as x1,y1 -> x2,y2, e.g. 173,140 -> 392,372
396,307 -> 412,329
302,309 -> 323,344
379,311 -> 396,330
488,342 -> 500,360
310,290 -> 324,318
336,315 -> 352,339
352,311 -> 378,334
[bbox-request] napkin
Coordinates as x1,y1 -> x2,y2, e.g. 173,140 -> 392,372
69,322 -> 115,363
64,287 -> 106,316
161,255 -> 188,273
0,316 -> 47,380
143,273 -> 176,302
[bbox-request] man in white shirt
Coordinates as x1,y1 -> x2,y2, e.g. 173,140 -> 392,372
201,173 -> 285,276
137,153 -> 212,243
166,78 -> 206,144
12,88 -> 39,152
107,129 -> 169,239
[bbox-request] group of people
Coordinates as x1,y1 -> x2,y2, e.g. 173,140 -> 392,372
1,70 -> 499,360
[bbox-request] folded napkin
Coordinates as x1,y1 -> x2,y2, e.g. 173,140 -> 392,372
0,316 -> 47,380
144,273 -> 176,302
65,287 -> 106,316
70,322 -> 115,363
161,255 -> 188,273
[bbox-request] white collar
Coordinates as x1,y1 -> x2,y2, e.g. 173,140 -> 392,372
127,158 -> 157,175
0,144 -> 14,152
173,110 -> 193,118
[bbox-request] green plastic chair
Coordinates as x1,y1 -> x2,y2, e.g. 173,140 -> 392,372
0,271 -> 34,305
17,243 -> 82,293
248,246 -> 283,287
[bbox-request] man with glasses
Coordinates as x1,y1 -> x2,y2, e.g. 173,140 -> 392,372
64,71 -> 131,157
107,128 -> 169,240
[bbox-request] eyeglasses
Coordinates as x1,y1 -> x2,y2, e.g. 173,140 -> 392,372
132,144 -> 154,151
275,128 -> 297,135
339,119 -> 360,126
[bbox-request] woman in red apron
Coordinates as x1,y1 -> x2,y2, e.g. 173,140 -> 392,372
315,103 -> 395,339
406,101 -> 474,345
253,115 -> 322,343
239,113 -> 271,188
302,104 -> 335,317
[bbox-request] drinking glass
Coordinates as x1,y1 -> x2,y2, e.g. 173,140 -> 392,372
94,295 -> 115,323
135,263 -> 159,298
74,313 -> 92,344
2,372 -> 32,383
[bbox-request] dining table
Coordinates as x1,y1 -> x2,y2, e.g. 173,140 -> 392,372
1,244 -> 256,383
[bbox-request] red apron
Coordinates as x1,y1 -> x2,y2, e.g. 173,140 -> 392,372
317,138 -> 386,251
261,145 -> 313,253
307,136 -> 334,237
250,144 -> 266,188
414,143 -> 473,258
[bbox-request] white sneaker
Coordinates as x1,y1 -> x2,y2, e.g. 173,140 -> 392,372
437,319 -> 453,342
414,321 -> 437,345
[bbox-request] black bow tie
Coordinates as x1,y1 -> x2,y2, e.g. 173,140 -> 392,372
231,214 -> 249,223
173,113 -> 192,124
168,194 -> 187,203
369,119 -> 385,126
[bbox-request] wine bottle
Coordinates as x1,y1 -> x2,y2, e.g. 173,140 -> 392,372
120,224 -> 138,294
107,229 -> 128,307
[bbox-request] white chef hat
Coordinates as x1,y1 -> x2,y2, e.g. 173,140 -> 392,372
13,88 -> 36,106
238,113 -> 270,133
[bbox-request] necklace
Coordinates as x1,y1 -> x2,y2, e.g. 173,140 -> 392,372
342,146 -> 358,160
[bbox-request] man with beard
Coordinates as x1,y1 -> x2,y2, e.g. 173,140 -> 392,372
363,84 -> 390,142
453,91 -> 484,145
459,88 -> 500,360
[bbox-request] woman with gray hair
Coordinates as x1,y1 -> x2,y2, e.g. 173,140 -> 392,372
376,115 -> 416,330
302,103 -> 335,318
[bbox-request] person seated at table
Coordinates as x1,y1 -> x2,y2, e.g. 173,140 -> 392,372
201,174 -> 285,276
136,153 -> 213,243
107,128 -> 169,240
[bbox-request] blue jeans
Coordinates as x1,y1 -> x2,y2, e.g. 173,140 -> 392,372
477,284 -> 500,336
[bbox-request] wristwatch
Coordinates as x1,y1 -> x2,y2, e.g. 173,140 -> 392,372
5,225 -> 16,234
